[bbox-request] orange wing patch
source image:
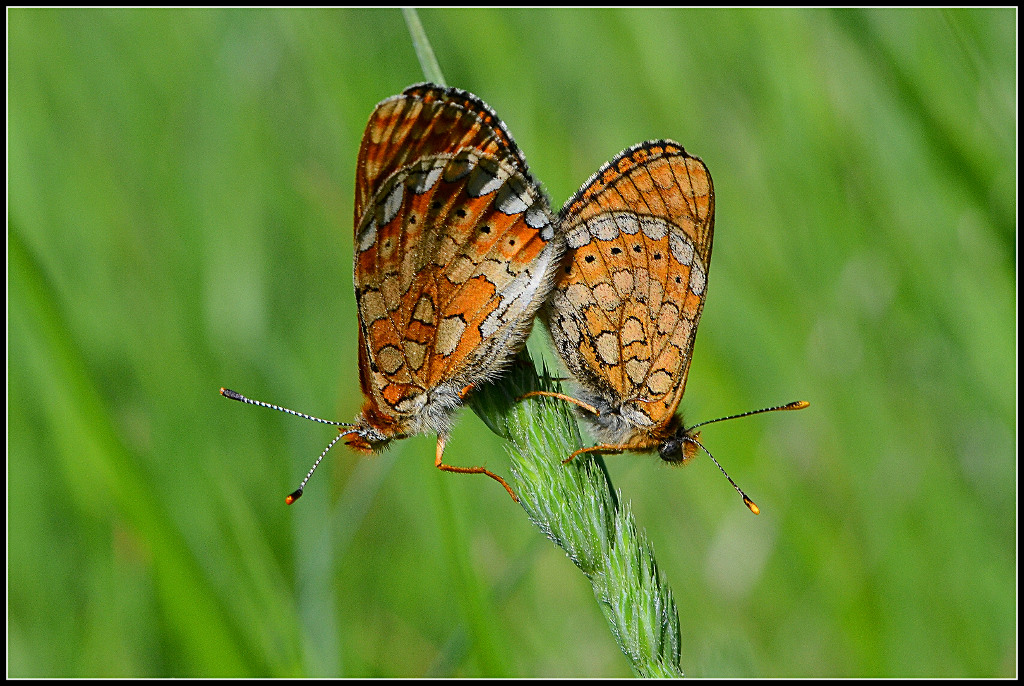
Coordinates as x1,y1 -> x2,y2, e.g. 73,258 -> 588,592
543,141 -> 714,451
355,83 -> 528,229
355,151 -> 559,407
345,83 -> 564,502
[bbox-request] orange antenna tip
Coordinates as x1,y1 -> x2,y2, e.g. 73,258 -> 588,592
743,496 -> 760,515
787,400 -> 810,410
220,386 -> 352,504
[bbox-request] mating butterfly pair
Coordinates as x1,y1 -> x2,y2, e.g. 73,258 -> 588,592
222,83 -> 806,510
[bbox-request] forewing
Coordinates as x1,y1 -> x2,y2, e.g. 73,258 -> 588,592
546,140 -> 714,428
355,150 -> 562,419
354,83 -> 529,228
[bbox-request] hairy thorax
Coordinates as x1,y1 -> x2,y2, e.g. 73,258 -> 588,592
346,381 -> 465,452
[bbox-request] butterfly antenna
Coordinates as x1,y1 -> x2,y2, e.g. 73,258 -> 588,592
220,387 -> 351,426
220,387 -> 358,504
285,430 -> 353,504
684,400 -> 809,515
685,434 -> 761,515
687,400 -> 809,432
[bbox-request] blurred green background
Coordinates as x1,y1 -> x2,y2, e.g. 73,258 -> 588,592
8,8 -> 1015,677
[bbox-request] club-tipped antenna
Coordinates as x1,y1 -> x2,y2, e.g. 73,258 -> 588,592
688,400 -> 809,432
220,387 -> 359,504
685,400 -> 809,515
221,387 -> 351,427
284,429 -> 355,504
685,434 -> 761,515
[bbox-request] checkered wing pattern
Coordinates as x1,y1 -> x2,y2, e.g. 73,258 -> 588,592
355,83 -> 529,228
544,140 -> 714,435
354,86 -> 561,428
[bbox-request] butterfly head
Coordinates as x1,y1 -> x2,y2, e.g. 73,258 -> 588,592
343,404 -> 399,453
657,425 -> 702,465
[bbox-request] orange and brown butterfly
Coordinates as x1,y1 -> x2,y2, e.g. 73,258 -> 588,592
525,140 -> 807,514
223,83 -> 564,503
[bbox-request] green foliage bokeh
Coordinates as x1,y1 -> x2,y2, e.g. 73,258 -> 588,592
8,7 -> 1015,677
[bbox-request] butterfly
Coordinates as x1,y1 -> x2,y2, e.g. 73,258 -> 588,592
223,83 -> 565,503
525,140 -> 807,513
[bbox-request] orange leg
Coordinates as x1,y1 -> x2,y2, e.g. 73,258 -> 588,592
562,443 -> 627,464
519,393 -> 627,464
435,434 -> 519,503
519,390 -> 600,416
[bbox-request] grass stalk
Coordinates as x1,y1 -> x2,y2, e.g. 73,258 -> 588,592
404,12 -> 683,675
471,352 -> 683,677
403,8 -> 447,86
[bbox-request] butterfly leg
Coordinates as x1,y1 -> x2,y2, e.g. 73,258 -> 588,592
435,434 -> 520,503
562,443 -> 627,465
518,391 -> 600,416
519,393 -> 625,464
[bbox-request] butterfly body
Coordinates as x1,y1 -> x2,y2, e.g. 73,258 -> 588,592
542,140 -> 713,463
344,83 -> 565,497
567,393 -> 698,461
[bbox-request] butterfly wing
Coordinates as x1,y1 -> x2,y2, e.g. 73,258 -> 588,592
545,140 -> 714,432
355,148 -> 562,424
355,83 -> 529,229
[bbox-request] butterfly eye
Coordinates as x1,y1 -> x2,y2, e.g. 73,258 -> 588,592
657,437 -> 684,463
